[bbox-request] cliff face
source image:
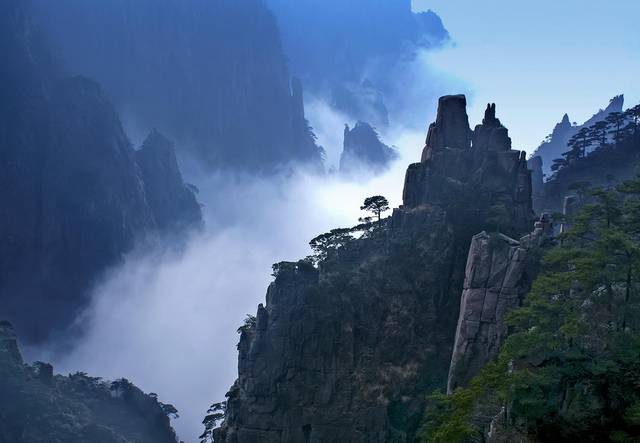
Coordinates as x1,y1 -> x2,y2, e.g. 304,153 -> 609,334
0,321 -> 178,443
135,130 -> 203,233
267,0 -> 449,127
339,121 -> 398,175
0,0 -> 201,344
215,95 -> 534,442
447,216 -> 552,393
32,0 -> 323,172
404,97 -> 533,238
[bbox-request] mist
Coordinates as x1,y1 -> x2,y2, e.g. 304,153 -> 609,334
24,23 -> 463,440
34,116 -> 427,440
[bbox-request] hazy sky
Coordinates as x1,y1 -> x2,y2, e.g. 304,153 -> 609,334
414,0 -> 640,153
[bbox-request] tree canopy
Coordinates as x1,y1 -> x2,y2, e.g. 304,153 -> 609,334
360,195 -> 390,221
423,177 -> 640,442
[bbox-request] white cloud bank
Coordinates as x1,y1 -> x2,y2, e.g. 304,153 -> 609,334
41,122 -> 425,441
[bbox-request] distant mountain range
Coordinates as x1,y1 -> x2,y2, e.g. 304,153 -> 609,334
530,95 -> 624,178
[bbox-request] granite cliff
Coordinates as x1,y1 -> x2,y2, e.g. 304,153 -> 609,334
267,0 -> 449,127
0,0 -> 201,344
135,130 -> 203,233
447,216 -> 552,393
213,95 -> 535,442
32,0 -> 323,172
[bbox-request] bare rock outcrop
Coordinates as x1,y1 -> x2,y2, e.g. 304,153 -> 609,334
135,130 -> 203,233
447,215 -> 552,392
402,96 -> 533,237
339,121 -> 398,175
214,95 -> 535,442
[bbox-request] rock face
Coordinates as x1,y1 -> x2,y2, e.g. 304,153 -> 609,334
528,155 -> 544,211
0,0 -> 202,343
31,0 -> 324,172
214,95 -> 534,442
447,216 -> 552,392
0,321 -> 178,443
531,95 -> 624,177
267,0 -> 449,126
404,96 -> 533,237
135,130 -> 203,232
339,121 -> 398,174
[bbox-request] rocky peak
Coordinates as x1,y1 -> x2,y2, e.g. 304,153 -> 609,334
339,121 -> 397,174
532,95 -> 624,177
482,103 -> 500,126
215,96 -> 536,442
135,130 -> 203,232
421,94 -> 471,161
473,103 -> 512,152
404,95 -> 533,236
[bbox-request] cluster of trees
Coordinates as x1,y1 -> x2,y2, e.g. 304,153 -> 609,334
552,104 -> 640,173
308,196 -> 390,264
203,196 -> 390,440
423,177 -> 640,442
200,401 -> 226,443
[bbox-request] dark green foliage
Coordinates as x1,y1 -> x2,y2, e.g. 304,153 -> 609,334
423,177 -> 640,442
0,361 -> 178,442
308,221 -> 381,264
200,401 -> 226,443
564,127 -> 593,162
590,120 -> 610,147
551,102 -> 638,176
237,314 -> 257,333
607,112 -> 627,144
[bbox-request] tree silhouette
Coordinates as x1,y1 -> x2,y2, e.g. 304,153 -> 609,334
606,111 -> 626,144
200,401 -> 227,443
309,228 -> 355,262
565,127 -> 593,161
588,120 -> 609,148
624,104 -> 640,137
360,195 -> 389,221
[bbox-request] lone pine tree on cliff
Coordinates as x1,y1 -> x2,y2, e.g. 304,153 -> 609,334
360,195 -> 389,221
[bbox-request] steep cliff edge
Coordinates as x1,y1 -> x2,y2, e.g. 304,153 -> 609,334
0,0 -> 201,344
32,0 -> 323,172
0,321 -> 178,443
267,0 -> 449,126
447,216 -> 552,393
135,130 -> 203,233
213,95 -> 534,442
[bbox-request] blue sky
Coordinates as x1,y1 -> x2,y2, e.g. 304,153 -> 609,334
413,0 -> 640,154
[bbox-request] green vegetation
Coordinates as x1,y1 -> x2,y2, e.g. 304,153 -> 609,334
200,401 -> 226,443
423,177 -> 640,442
552,102 -> 640,174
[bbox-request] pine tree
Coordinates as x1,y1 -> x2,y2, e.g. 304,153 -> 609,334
606,111 -> 627,144
588,120 -> 610,148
